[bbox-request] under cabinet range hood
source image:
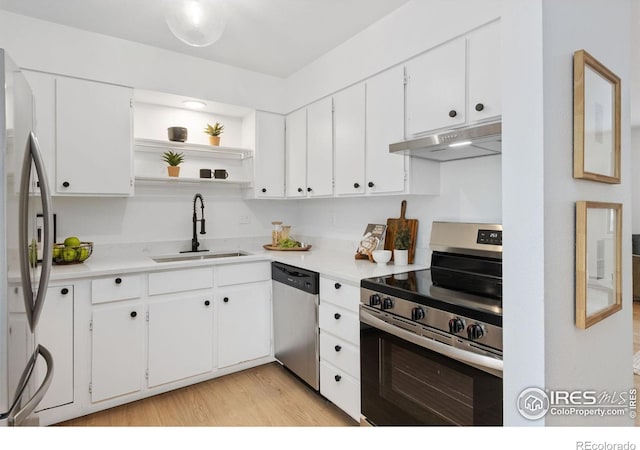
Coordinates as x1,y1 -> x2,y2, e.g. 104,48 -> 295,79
389,121 -> 501,162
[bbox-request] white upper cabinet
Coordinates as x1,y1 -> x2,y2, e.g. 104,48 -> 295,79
405,21 -> 501,137
334,83 -> 366,196
405,38 -> 466,136
467,21 -> 501,123
365,66 -> 406,195
56,77 -> 134,196
253,111 -> 285,198
285,108 -> 307,197
306,97 -> 333,197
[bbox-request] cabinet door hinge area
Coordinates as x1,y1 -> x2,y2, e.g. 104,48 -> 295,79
145,370 -> 149,381
89,382 -> 92,394
89,320 -> 93,332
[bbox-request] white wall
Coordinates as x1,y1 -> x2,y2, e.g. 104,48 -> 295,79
503,0 -> 633,426
0,11 -> 285,113
632,127 -> 640,234
295,156 -> 502,265
285,0 -> 501,112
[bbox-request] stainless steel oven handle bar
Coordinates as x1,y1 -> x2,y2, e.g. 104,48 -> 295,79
360,308 -> 503,374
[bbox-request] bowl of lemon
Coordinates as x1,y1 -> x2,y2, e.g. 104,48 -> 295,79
53,237 -> 93,264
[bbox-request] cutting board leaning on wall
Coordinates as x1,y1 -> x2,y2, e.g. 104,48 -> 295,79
385,200 -> 418,264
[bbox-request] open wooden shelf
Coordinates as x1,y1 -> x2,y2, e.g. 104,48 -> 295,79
135,176 -> 252,187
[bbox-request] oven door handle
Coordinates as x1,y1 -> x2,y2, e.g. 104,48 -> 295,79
360,308 -> 503,374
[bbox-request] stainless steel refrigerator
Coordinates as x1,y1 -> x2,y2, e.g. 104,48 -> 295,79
0,49 -> 54,426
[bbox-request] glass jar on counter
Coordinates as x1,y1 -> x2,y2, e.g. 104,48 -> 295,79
271,221 -> 283,246
281,225 -> 291,241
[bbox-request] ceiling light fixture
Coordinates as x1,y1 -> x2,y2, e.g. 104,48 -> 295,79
182,100 -> 207,109
164,0 -> 227,47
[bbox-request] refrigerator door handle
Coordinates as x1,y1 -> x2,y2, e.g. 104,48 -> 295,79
7,345 -> 54,426
18,132 -> 53,332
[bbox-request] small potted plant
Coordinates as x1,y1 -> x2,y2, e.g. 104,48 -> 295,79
162,150 -> 184,177
393,224 -> 410,266
204,122 -> 224,146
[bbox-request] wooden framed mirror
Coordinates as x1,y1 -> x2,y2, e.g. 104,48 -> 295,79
575,201 -> 622,329
573,49 -> 621,183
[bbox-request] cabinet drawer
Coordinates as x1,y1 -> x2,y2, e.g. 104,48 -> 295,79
92,274 -> 144,304
320,360 -> 360,422
215,262 -> 271,287
149,267 -> 213,295
320,330 -> 359,380
319,303 -> 359,344
320,276 -> 359,312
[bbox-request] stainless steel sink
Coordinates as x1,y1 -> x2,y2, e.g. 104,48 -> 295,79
152,251 -> 251,263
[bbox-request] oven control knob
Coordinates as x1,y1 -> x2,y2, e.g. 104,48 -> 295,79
411,307 -> 425,321
382,297 -> 394,310
449,318 -> 465,333
369,294 -> 381,306
467,323 -> 485,340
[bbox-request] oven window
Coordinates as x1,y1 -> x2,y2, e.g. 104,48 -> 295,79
361,324 -> 502,426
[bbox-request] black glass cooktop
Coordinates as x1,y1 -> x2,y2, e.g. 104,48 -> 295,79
361,269 -> 502,327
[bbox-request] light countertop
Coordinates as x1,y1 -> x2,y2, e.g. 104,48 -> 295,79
17,236 -> 427,286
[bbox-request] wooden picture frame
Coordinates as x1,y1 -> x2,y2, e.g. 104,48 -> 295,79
575,201 -> 622,329
573,50 -> 621,183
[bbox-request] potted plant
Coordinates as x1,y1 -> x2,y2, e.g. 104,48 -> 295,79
204,122 -> 224,146
162,150 -> 184,177
393,224 -> 410,266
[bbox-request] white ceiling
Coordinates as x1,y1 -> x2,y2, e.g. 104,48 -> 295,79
0,0 -> 410,78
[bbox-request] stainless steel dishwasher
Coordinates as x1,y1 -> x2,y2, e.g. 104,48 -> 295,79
272,261 -> 320,390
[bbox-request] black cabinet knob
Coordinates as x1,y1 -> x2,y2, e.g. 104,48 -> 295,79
297,187 -> 303,193
62,181 -> 70,188
307,187 -> 312,192
368,181 -> 374,188
334,312 -> 341,320
475,103 -> 485,112
60,288 -> 69,295
261,188 -> 267,193
334,375 -> 342,382
334,283 -> 341,290
448,110 -> 457,118
223,297 -> 229,303
204,300 -> 210,306
130,311 -> 137,318
353,182 -> 360,189
115,277 -> 122,284
334,345 -> 342,352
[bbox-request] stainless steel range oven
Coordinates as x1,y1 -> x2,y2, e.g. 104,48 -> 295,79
359,222 -> 503,426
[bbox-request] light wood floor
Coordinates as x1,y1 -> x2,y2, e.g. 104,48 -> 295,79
57,363 -> 356,427
634,302 -> 640,426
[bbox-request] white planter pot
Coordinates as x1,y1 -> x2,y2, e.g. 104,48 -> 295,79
394,249 -> 409,266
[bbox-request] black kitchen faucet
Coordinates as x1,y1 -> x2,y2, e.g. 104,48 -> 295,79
182,193 -> 207,253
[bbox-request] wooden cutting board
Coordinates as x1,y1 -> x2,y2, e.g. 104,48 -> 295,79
384,200 -> 418,264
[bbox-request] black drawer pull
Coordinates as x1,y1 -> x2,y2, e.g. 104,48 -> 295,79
334,283 -> 341,290
449,110 -> 457,118
368,181 -> 374,188
297,187 -> 303,193
115,277 -> 122,284
475,103 -> 485,112
204,300 -> 210,306
60,288 -> 69,295
334,375 -> 342,382
130,311 -> 137,318
261,188 -> 267,193
353,183 -> 360,189
62,181 -> 70,188
223,297 -> 229,303
334,345 -> 342,352
334,313 -> 341,320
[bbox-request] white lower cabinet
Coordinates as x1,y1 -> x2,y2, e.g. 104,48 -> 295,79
147,294 -> 214,387
216,282 -> 271,368
90,301 -> 145,403
318,276 -> 360,421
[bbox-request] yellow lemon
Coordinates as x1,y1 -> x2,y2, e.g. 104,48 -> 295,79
52,246 -> 62,260
64,236 -> 81,247
77,247 -> 90,261
62,247 -> 77,262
